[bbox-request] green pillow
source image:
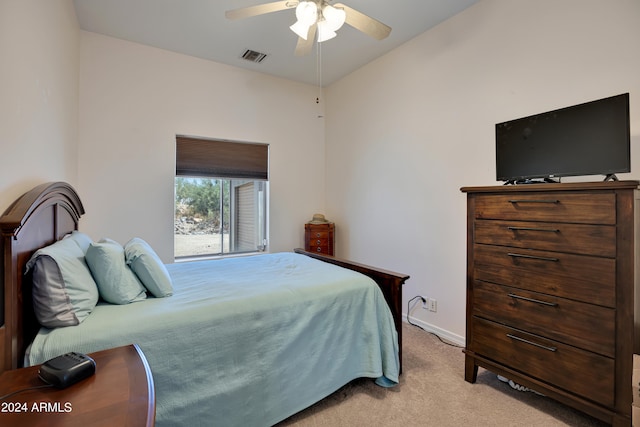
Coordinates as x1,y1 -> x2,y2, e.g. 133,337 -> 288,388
85,239 -> 147,304
65,230 -> 93,254
124,237 -> 173,298
26,237 -> 99,328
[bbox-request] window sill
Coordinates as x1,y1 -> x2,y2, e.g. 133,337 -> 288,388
174,251 -> 267,263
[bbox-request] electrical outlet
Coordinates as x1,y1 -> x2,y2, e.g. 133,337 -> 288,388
428,298 -> 437,312
421,296 -> 428,309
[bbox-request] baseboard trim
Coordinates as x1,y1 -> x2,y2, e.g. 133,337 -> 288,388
401,315 -> 465,347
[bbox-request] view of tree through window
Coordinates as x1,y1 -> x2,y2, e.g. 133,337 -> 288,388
174,177 -> 267,257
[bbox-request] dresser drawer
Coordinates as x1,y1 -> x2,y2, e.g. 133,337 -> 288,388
470,317 -> 614,406
473,244 -> 615,307
309,237 -> 329,246
474,192 -> 616,224
473,281 -> 614,357
310,244 -> 329,253
474,220 -> 615,257
308,230 -> 330,239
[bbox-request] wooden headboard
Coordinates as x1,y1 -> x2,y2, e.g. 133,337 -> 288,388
0,182 -> 84,372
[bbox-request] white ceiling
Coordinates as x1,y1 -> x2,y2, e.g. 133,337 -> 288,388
73,0 -> 481,87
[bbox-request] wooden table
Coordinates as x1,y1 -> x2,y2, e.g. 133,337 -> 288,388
0,344 -> 155,427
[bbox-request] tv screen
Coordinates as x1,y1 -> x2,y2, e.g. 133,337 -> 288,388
495,93 -> 630,183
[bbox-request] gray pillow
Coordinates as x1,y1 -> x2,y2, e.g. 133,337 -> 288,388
26,237 -> 99,328
124,237 -> 173,298
85,238 -> 147,304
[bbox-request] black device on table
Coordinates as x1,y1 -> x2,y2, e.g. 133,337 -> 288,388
38,352 -> 96,389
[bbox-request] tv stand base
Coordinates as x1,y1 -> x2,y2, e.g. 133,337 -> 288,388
503,178 -> 559,185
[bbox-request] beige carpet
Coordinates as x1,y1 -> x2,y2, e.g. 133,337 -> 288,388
278,322 -> 608,427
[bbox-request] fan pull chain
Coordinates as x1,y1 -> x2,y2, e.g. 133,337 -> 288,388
316,41 -> 323,118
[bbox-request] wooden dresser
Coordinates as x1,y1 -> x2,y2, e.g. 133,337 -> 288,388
461,181 -> 639,426
305,222 -> 335,256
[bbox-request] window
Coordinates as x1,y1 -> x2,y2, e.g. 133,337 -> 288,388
175,136 -> 268,258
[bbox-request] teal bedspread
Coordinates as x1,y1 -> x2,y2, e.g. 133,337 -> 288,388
26,252 -> 399,426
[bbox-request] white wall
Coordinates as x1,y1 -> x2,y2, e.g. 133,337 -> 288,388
325,0 -> 640,342
77,32 -> 325,261
4,0 -> 639,344
0,0 -> 79,212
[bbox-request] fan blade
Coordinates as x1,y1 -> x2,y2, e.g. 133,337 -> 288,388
295,24 -> 317,56
226,1 -> 298,20
334,3 -> 391,40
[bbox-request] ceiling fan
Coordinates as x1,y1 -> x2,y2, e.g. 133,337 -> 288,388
225,1 -> 392,56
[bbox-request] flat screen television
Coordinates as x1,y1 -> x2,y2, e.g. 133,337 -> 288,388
495,93 -> 630,183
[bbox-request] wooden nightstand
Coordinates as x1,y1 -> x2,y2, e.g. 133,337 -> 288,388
0,344 -> 155,427
305,222 -> 334,256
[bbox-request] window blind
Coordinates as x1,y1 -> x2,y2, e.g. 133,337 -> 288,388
176,136 -> 269,180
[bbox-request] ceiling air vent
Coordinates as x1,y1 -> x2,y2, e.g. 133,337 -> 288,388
241,49 -> 267,63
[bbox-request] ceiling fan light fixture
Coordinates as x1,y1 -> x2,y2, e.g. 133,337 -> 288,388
227,1 -> 392,55
290,1 -> 317,39
290,21 -> 311,39
321,4 -> 346,32
316,20 -> 337,42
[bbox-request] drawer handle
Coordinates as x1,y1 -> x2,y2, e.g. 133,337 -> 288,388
508,293 -> 558,307
507,226 -> 559,233
316,247 -> 322,252
507,252 -> 559,262
508,199 -> 559,204
316,233 -> 321,237
507,334 -> 557,352
316,239 -> 321,244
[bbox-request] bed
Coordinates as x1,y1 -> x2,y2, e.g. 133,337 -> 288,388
0,182 -> 409,426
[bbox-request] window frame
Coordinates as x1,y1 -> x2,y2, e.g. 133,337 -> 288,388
175,136 -> 269,260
